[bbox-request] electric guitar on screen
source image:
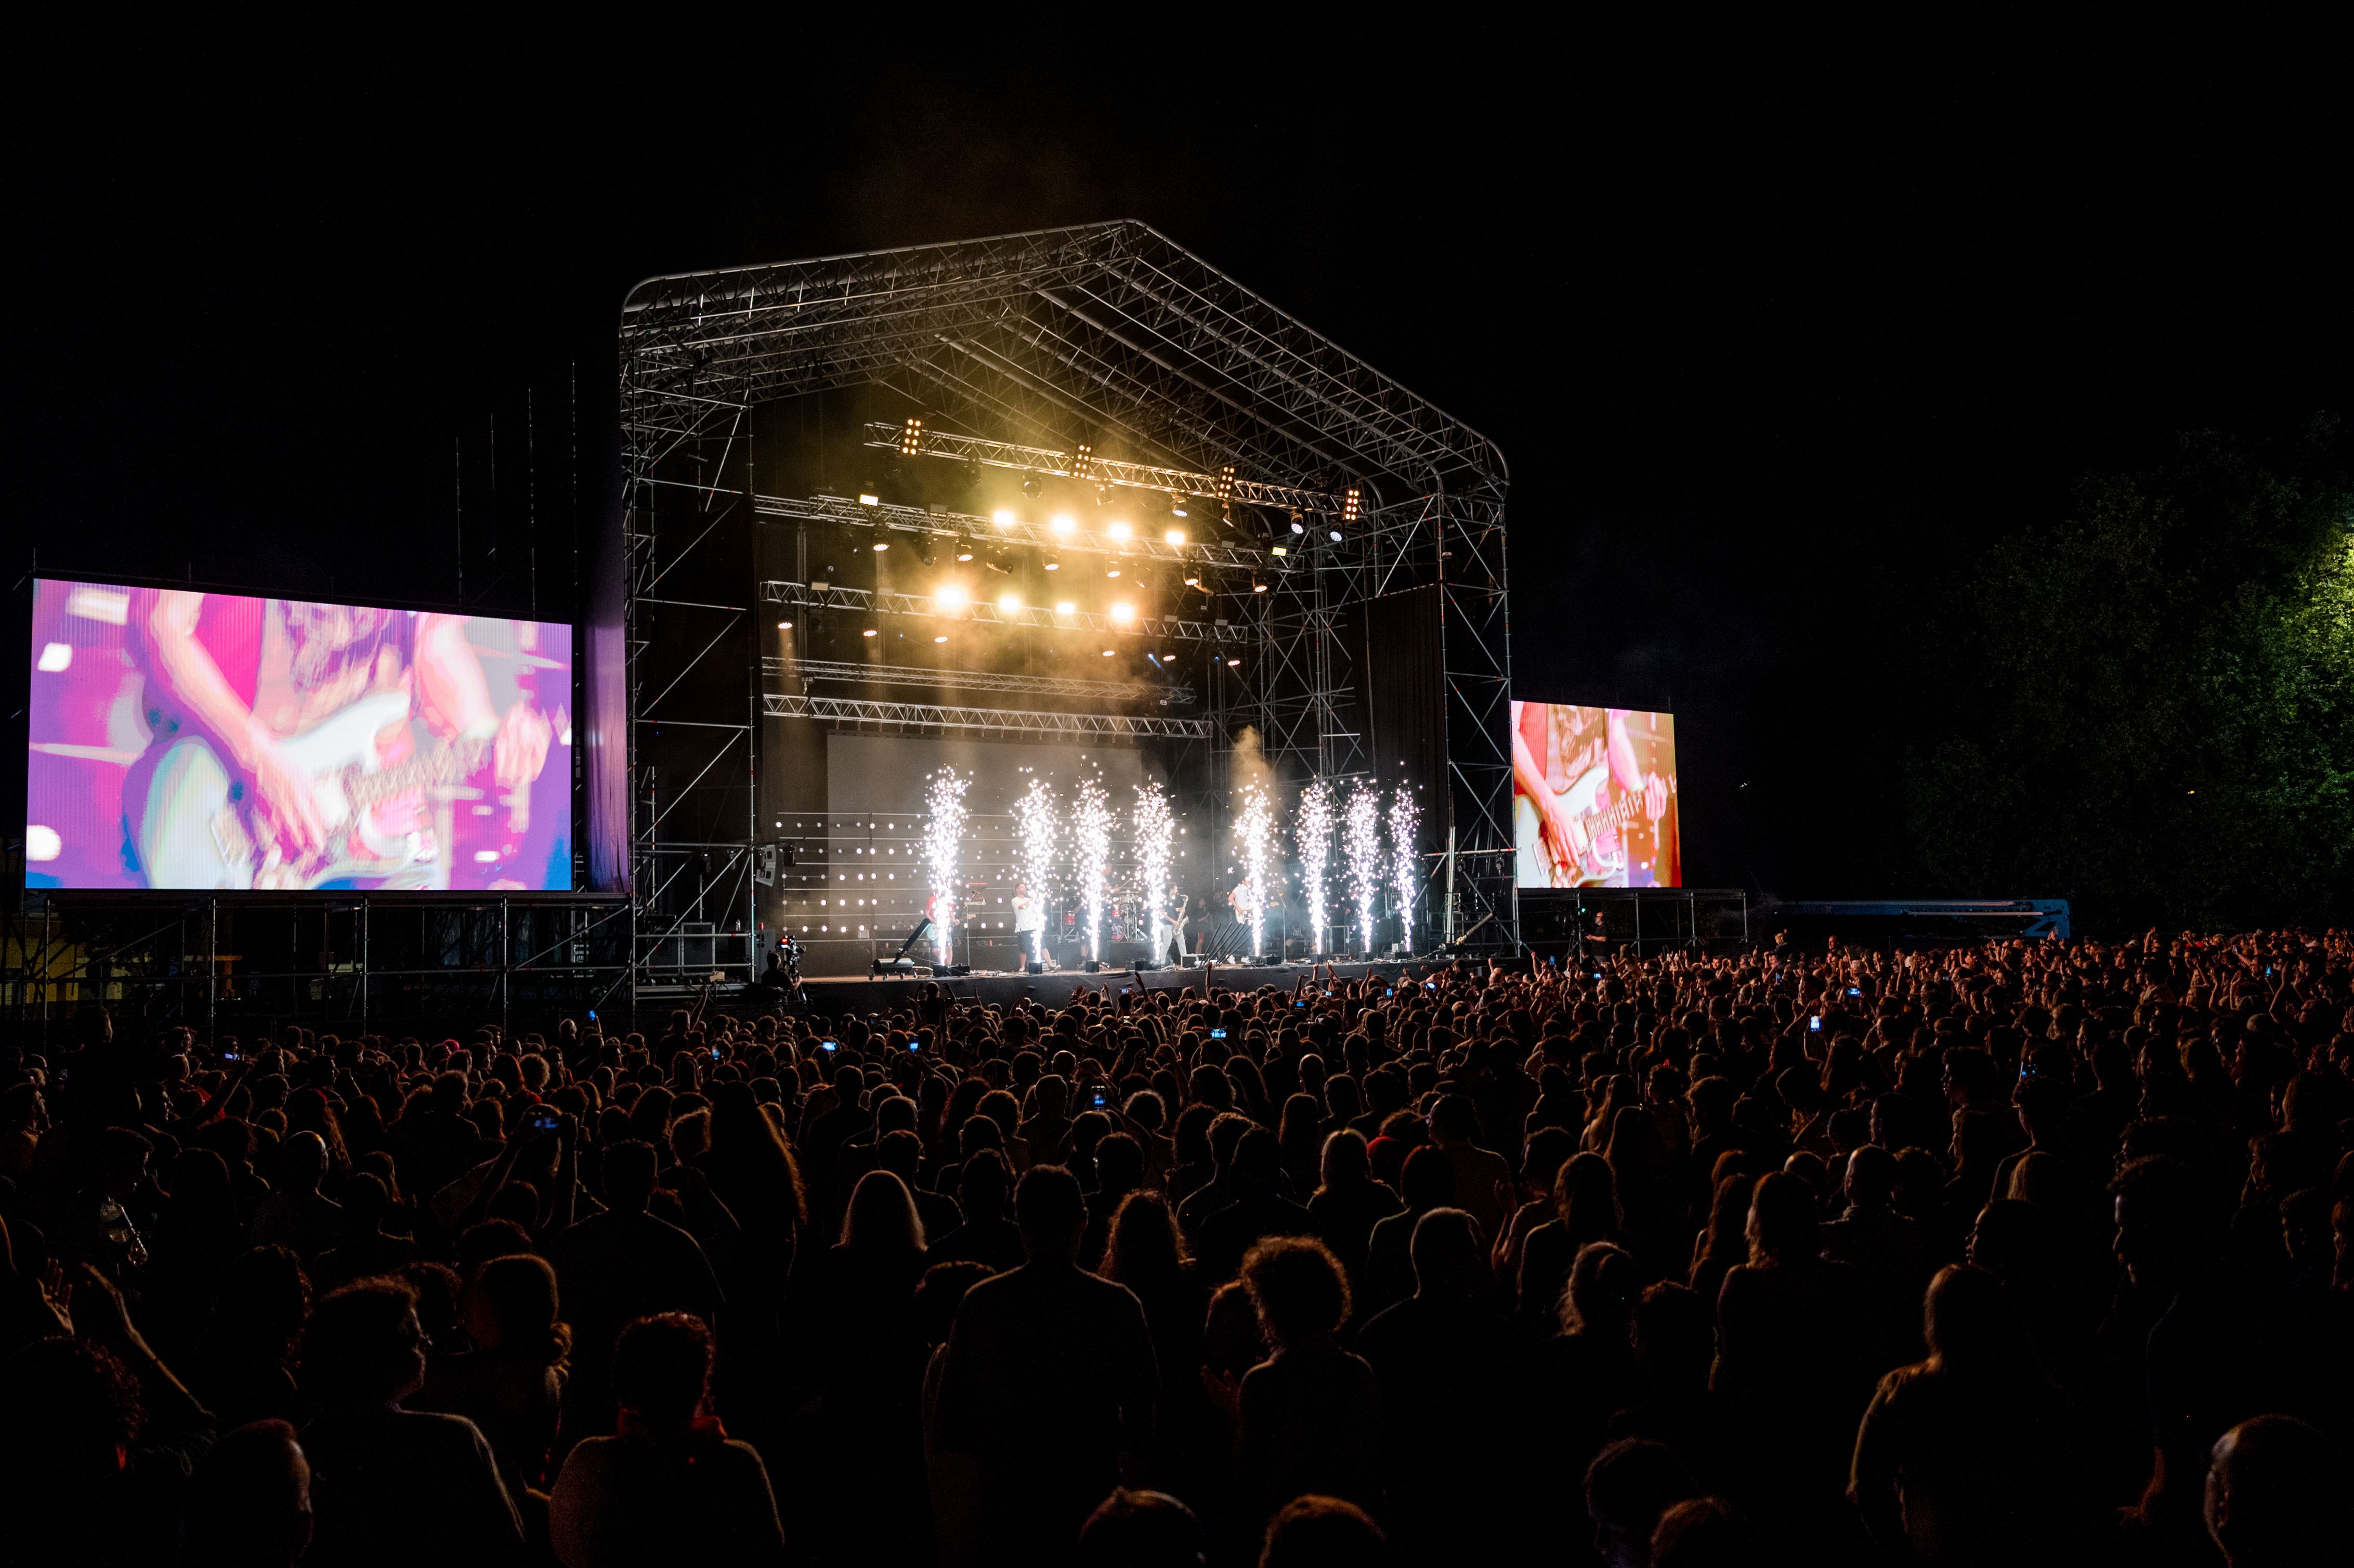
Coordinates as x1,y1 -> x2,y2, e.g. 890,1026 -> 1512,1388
157,691 -> 494,890
1549,770 -> 1678,884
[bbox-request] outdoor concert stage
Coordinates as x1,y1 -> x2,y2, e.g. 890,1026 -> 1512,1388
780,958 -> 1451,1015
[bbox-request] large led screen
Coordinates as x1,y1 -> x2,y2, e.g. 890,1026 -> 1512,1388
27,581 -> 572,891
1512,702 -> 1680,888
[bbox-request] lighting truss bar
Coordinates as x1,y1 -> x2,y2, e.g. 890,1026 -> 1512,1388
761,580 -> 1250,644
753,491 -> 1272,569
763,691 -> 1213,739
862,421 -> 1349,515
766,657 -> 1194,703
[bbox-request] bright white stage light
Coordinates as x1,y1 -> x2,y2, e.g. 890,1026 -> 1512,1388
935,582 -> 969,610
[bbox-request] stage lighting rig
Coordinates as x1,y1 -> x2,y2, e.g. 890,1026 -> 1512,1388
1215,465 -> 1235,502
1073,442 -> 1095,479
859,492 -> 881,506
900,417 -> 925,456
1343,486 -> 1362,527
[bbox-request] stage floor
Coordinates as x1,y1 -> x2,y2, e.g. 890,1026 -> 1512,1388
767,958 -> 1451,1015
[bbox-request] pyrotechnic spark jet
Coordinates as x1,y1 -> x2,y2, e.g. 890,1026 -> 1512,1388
1072,775 -> 1113,963
1012,775 -> 1058,965
1296,781 -> 1335,957
924,768 -> 970,966
1389,785 -> 1421,950
1132,782 -> 1175,962
1234,781 -> 1275,958
1344,785 -> 1382,957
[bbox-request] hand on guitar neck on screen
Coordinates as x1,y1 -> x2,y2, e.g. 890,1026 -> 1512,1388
492,702 -> 554,831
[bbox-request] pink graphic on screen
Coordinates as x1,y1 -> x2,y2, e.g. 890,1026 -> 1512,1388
25,581 -> 572,891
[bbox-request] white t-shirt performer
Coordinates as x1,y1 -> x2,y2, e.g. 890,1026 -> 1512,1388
1012,882 -> 1045,965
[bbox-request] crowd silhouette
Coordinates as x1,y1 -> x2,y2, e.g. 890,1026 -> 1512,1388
3,928 -> 2351,1565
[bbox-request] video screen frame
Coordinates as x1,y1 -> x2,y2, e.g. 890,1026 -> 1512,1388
1511,701 -> 1680,889
24,578 -> 574,893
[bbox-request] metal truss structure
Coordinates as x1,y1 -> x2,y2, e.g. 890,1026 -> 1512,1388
772,658 -> 1192,704
762,691 -> 1213,740
752,491 -> 1276,570
620,221 -> 1516,972
857,421 -> 1349,515
759,580 -> 1251,644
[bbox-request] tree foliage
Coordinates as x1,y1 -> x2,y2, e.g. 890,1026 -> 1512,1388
1906,426 -> 2354,930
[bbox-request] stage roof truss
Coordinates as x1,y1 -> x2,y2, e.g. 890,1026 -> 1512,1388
763,692 -> 1212,740
761,580 -> 1250,645
753,492 -> 1275,569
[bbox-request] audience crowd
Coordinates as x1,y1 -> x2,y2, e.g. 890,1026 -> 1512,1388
3,927 -> 2352,1566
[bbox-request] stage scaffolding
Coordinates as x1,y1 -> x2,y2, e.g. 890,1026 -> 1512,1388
618,222 -> 1518,983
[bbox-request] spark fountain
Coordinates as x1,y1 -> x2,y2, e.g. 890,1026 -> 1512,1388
1071,775 -> 1113,964
923,768 -> 970,966
1132,782 -> 1175,963
1344,784 -> 1383,957
1234,781 -> 1275,959
1389,785 -> 1421,953
1012,775 -> 1058,968
1296,780 -> 1335,958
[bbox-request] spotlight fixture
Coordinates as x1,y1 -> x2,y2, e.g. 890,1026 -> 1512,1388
1215,464 -> 1235,502
1343,486 -> 1363,526
1183,575 -> 1202,589
1055,600 -> 1077,616
873,541 -> 889,552
997,592 -> 1021,613
1226,657 -> 1242,668
933,634 -> 948,644
1073,442 -> 1095,479
1022,477 -> 1041,498
956,548 -> 974,561
1044,557 -> 1061,572
862,628 -> 878,637
899,416 -> 924,456
992,509 -> 1015,526
1252,579 -> 1268,593
777,620 -> 791,630
1106,567 -> 1122,578
1110,602 -> 1135,623
1107,520 -> 1131,541
1165,528 -> 1186,546
934,583 -> 969,610
1329,529 -> 1344,543
1102,648 -> 1116,658
1050,515 -> 1076,536
1271,546 -> 1289,557
1290,514 -> 1305,535
858,492 -> 881,506
1170,496 -> 1188,518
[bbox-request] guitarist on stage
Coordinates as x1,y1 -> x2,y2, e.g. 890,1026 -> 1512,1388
124,589 -> 553,889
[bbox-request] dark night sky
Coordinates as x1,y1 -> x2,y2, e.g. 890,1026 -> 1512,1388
7,19 -> 2347,898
